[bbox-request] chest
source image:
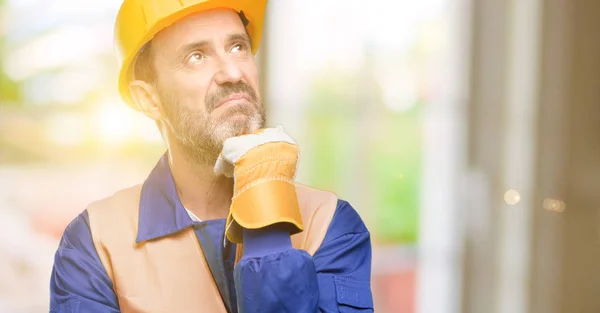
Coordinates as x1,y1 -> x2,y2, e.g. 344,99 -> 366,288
109,225 -> 234,313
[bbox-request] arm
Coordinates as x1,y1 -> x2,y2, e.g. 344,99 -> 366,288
50,211 -> 120,313
233,200 -> 374,313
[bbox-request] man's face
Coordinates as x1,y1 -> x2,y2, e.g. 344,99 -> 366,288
148,9 -> 265,163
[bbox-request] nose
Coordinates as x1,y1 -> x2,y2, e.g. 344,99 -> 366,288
214,56 -> 243,85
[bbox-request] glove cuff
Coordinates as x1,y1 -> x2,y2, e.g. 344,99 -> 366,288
225,180 -> 303,243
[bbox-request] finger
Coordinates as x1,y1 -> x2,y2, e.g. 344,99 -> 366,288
214,154 -> 230,176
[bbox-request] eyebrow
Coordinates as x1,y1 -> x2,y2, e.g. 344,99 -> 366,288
176,32 -> 252,58
227,33 -> 252,47
177,40 -> 210,59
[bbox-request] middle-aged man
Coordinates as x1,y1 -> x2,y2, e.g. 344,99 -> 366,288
50,0 -> 374,312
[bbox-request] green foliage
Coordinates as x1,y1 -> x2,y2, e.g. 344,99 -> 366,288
0,9 -> 22,106
305,69 -> 422,245
368,107 -> 422,244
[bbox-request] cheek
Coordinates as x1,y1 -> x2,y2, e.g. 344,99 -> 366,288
166,71 -> 212,108
243,63 -> 261,95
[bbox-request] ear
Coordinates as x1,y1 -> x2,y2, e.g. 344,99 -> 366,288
129,80 -> 162,121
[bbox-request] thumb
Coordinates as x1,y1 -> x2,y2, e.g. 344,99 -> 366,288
214,154 -> 235,178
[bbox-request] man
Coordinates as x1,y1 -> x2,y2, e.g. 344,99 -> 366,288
50,1 -> 373,312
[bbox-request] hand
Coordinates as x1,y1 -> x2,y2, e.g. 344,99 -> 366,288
214,126 -> 303,243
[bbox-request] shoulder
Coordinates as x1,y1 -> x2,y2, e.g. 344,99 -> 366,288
325,199 -> 369,240
291,184 -> 337,254
59,210 -> 94,252
295,183 -> 338,216
292,184 -> 369,254
85,184 -> 143,226
86,184 -> 143,214
294,184 -> 339,232
294,183 -> 368,236
59,184 -> 143,250
83,184 -> 143,244
312,200 -> 371,271
52,213 -> 119,311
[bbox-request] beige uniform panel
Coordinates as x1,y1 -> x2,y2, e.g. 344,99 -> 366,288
88,183 -> 338,313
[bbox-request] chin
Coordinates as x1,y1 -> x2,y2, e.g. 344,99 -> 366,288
212,122 -> 248,142
216,114 -> 263,138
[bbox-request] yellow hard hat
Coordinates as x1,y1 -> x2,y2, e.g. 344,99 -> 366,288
114,0 -> 268,107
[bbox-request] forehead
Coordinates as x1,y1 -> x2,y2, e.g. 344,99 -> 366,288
152,9 -> 245,52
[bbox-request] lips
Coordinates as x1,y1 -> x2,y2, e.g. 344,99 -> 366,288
213,93 -> 251,110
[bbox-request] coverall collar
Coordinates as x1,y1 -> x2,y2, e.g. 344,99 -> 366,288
136,153 -> 195,243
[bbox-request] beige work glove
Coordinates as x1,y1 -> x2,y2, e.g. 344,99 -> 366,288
214,126 -> 303,244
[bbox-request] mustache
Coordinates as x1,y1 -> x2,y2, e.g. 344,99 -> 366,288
206,82 -> 258,112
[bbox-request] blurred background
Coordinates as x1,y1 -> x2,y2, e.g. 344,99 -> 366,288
0,0 -> 599,312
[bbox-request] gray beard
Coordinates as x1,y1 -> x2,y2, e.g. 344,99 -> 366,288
163,101 -> 266,166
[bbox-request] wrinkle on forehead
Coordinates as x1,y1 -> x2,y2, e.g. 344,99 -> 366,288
151,8 -> 245,55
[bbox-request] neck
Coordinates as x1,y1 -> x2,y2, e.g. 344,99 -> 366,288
167,143 -> 233,221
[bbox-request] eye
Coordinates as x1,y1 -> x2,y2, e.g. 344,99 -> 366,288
230,43 -> 247,53
187,52 -> 205,64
